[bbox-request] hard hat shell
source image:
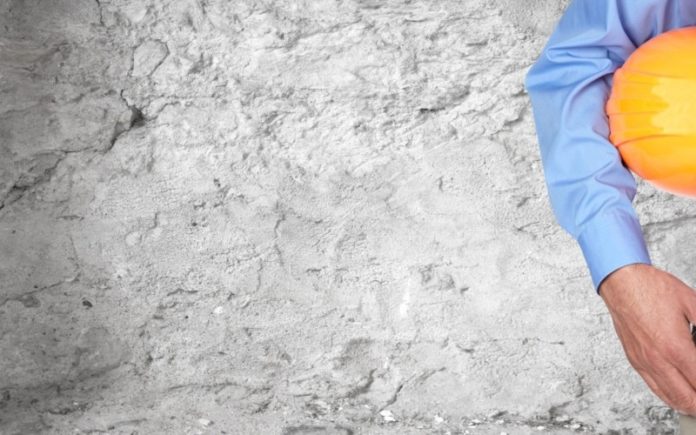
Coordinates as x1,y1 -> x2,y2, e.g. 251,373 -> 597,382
607,26 -> 696,197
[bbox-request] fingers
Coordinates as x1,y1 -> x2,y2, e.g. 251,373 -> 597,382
619,316 -> 696,414
673,294 -> 696,396
655,363 -> 696,415
637,368 -> 673,408
649,316 -> 696,414
601,267 -> 696,415
633,352 -> 696,414
668,335 -> 696,394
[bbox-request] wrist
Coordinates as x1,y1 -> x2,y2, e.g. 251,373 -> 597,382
599,263 -> 655,305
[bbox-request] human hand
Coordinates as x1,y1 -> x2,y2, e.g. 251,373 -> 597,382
599,264 -> 696,415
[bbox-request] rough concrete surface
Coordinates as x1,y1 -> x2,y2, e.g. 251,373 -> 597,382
1,0 -> 694,434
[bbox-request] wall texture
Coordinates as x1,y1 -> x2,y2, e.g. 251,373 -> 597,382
1,0 -> 693,433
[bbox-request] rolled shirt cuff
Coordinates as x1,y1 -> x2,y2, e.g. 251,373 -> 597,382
577,209 -> 652,292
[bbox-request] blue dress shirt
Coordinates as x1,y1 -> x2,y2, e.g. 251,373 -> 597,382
525,0 -> 696,291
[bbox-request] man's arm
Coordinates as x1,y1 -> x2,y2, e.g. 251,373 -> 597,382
525,0 -> 653,289
525,0 -> 696,415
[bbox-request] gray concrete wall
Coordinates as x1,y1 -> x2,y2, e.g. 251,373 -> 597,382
1,0 -> 692,433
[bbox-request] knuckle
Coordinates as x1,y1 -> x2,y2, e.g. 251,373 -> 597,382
641,348 -> 668,368
659,393 -> 679,411
664,345 -> 684,362
651,338 -> 685,362
673,394 -> 696,412
682,401 -> 696,415
673,352 -> 690,367
653,333 -> 673,353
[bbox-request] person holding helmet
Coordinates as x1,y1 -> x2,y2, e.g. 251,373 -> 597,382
526,0 -> 696,430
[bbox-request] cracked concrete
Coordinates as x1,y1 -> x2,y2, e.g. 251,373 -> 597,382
0,0 -> 693,434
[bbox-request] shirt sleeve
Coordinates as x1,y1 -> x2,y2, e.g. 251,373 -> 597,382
524,0 -> 683,291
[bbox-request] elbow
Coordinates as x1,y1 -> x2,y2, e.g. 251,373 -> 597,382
524,53 -> 550,100
523,64 -> 534,94
524,61 -> 541,95
524,44 -> 557,96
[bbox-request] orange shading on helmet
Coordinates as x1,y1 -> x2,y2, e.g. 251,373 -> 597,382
606,26 -> 696,197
